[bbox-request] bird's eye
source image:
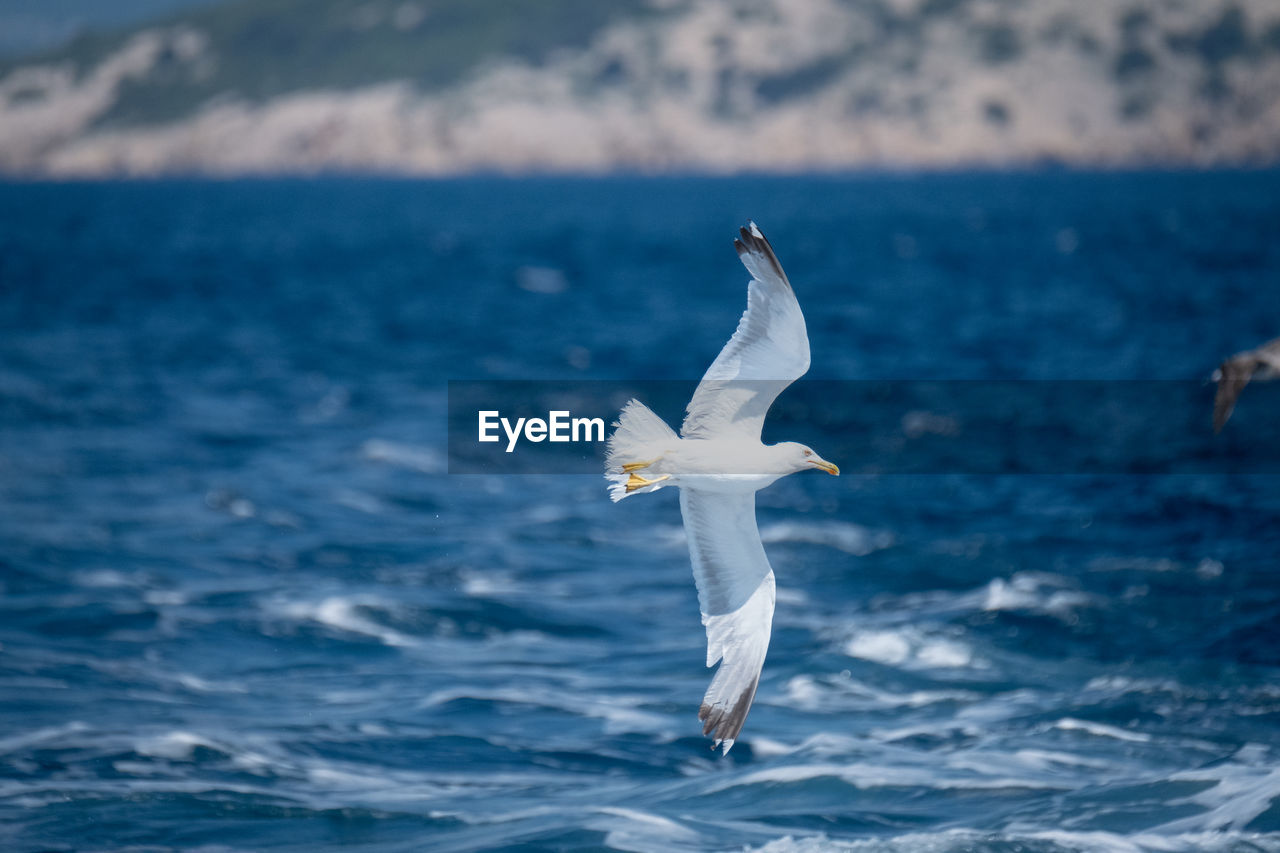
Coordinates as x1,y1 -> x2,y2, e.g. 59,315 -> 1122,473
803,450 -> 812,457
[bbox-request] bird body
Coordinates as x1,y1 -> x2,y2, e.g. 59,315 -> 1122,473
605,222 -> 837,752
610,431 -> 821,496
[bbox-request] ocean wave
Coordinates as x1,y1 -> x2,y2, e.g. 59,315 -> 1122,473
1159,750 -> 1280,833
0,721 -> 91,755
842,627 -> 979,670
266,594 -> 420,648
704,760 -> 1068,795
746,829 -> 1280,853
589,806 -> 703,853
980,572 -> 1097,616
359,438 -> 445,474
419,685 -> 671,736
778,673 -> 980,713
6,176 -> 1280,853
1053,717 -> 1152,743
758,521 -> 894,556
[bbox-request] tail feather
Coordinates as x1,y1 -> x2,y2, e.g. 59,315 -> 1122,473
605,399 -> 678,502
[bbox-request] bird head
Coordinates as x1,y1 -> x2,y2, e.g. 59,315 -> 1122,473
780,442 -> 839,476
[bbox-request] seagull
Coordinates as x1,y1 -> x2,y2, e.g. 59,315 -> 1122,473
605,222 -> 838,753
1211,337 -> 1280,433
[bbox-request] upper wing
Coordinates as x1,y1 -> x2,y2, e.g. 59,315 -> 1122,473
1256,337 -> 1280,371
681,223 -> 810,440
679,488 -> 776,752
1213,355 -> 1255,433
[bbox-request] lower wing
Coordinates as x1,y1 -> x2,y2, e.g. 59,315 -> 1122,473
679,488 -> 776,752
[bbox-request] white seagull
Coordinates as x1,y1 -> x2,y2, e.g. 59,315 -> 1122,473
605,222 -> 838,753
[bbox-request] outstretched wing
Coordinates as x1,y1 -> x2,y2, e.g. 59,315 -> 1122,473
679,488 -> 776,752
1213,336 -> 1280,432
1257,337 -> 1280,371
681,222 -> 810,441
1213,355 -> 1255,433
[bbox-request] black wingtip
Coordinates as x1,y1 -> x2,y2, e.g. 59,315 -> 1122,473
697,679 -> 759,751
733,221 -> 789,284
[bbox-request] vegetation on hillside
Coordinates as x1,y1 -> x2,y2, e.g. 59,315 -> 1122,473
24,0 -> 652,126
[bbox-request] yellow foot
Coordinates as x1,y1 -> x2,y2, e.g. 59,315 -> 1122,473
622,458 -> 661,473
625,472 -> 670,493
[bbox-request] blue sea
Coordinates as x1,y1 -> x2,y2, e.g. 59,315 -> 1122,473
1,172 -> 1279,852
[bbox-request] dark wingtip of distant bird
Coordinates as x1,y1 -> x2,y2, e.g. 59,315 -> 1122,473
1211,337 -> 1280,432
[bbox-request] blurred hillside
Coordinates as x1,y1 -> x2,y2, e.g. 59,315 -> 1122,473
0,0 -> 217,59
2,0 -> 1279,175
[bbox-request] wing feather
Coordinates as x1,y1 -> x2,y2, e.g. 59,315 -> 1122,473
1257,337 -> 1280,371
680,488 -> 775,752
1213,336 -> 1280,432
681,223 -> 810,440
1213,355 -> 1254,433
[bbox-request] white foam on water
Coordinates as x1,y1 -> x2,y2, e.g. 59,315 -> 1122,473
131,728 -> 409,788
746,829 -> 1280,853
589,521 -> 689,553
747,736 -> 795,758
1054,717 -> 1151,743
523,503 -> 574,524
136,730 -> 222,760
0,721 -> 90,755
980,572 -> 1094,616
173,672 -> 248,694
72,569 -> 133,588
870,721 -> 982,744
1195,558 -> 1225,579
271,595 -> 418,648
944,746 -> 1114,783
868,571 -> 1097,628
1007,748 -> 1115,771
0,778 -> 283,806
515,265 -> 568,294
754,731 -> 872,760
780,673 -> 978,713
1026,830 -> 1280,853
915,639 -> 973,668
229,749 -> 275,776
759,521 -> 894,556
332,488 -> 385,515
1082,675 -> 1180,695
779,674 -> 825,709
459,568 -> 520,597
589,806 -> 702,853
844,630 -> 911,666
360,437 -> 445,473
111,760 -> 164,776
305,765 -> 389,790
842,627 -> 977,670
705,761 -> 1063,795
144,589 -> 188,606
419,685 -> 669,735
1158,755 -> 1280,833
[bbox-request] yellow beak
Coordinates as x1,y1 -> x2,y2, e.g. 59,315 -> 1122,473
810,459 -> 840,476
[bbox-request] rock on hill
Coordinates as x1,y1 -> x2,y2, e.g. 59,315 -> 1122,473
2,0 -> 1279,175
